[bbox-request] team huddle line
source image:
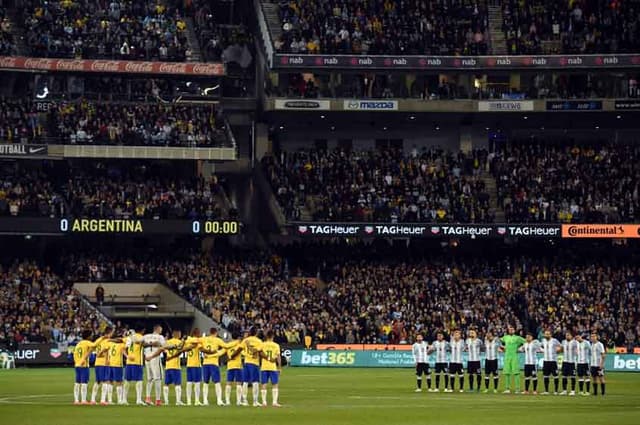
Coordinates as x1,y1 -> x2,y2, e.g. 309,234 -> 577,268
72,325 -> 282,407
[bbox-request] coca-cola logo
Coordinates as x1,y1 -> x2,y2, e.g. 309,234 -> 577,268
55,60 -> 85,71
159,63 -> 187,74
24,58 -> 53,70
124,62 -> 154,73
192,64 -> 215,75
90,61 -> 121,72
0,57 -> 17,68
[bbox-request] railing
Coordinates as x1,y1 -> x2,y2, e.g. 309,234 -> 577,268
255,0 -> 275,67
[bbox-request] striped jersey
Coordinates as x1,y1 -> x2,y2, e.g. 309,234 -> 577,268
466,338 -> 483,362
412,341 -> 429,364
523,340 -> 541,365
590,341 -> 605,367
431,340 -> 449,363
562,339 -> 578,364
449,339 -> 464,364
541,338 -> 561,362
577,340 -> 591,364
484,337 -> 501,361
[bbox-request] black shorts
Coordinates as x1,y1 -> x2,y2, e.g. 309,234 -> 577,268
524,364 -> 537,377
590,366 -> 604,378
467,361 -> 481,374
577,363 -> 589,377
562,362 -> 576,376
543,361 -> 558,376
416,363 -> 430,376
449,362 -> 463,375
484,359 -> 498,375
435,362 -> 448,374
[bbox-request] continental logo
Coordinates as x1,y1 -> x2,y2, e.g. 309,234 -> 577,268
561,224 -> 640,238
64,219 -> 143,233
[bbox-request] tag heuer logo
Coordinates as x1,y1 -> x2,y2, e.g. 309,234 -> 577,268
498,227 -> 506,235
298,226 -> 308,234
364,226 -> 374,234
347,101 -> 359,109
431,226 -> 440,234
49,348 -> 62,359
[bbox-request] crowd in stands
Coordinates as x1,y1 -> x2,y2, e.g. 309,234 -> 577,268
20,0 -> 190,60
263,147 -> 493,223
276,0 -> 489,55
1,8 -> 16,55
0,261 -> 106,345
502,0 -> 640,54
0,161 -> 227,219
0,98 -> 228,146
491,142 -> 640,223
60,245 -> 640,349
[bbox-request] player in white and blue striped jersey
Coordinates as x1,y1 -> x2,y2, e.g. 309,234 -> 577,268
540,330 -> 561,394
589,332 -> 606,396
412,334 -> 430,392
521,332 -> 541,394
428,332 -> 449,392
560,331 -> 578,395
575,333 -> 591,395
465,330 -> 483,392
483,331 -> 501,393
448,330 -> 465,393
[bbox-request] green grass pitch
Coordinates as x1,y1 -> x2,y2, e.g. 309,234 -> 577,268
0,368 -> 639,425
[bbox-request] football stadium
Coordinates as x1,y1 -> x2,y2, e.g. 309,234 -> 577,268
1,0 -> 640,424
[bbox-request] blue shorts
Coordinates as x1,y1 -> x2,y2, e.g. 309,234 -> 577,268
227,368 -> 244,382
110,367 -> 123,382
187,367 -> 202,382
260,371 -> 279,385
165,369 -> 182,386
202,365 -> 221,383
125,365 -> 143,381
95,365 -> 110,382
75,367 -> 90,384
244,364 -> 260,383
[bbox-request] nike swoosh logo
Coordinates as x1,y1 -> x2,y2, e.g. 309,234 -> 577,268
28,147 -> 46,154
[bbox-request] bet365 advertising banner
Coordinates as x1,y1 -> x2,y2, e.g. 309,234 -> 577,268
291,350 -> 640,372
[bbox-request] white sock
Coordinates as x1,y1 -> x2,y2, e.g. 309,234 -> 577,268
154,380 -> 162,402
117,386 -> 123,404
100,383 -> 107,403
215,383 -> 222,403
242,382 -> 248,402
74,383 -> 80,402
81,384 -> 88,402
236,385 -> 243,404
252,383 -> 259,404
261,388 -> 267,405
123,381 -> 130,402
272,388 -> 279,405
175,386 -> 182,404
163,386 -> 169,405
91,383 -> 99,403
107,384 -> 113,404
186,382 -> 192,404
146,381 -> 152,399
202,384 -> 209,403
194,382 -> 201,403
135,381 -> 143,403
225,385 -> 231,404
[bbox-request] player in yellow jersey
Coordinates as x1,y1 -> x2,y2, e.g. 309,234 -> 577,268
260,330 -> 282,407
225,332 -> 245,406
124,324 -> 146,405
106,332 -> 126,405
241,327 -> 263,406
91,326 -> 114,405
200,327 -> 229,406
185,328 -> 203,406
146,329 -> 188,406
73,330 -> 96,405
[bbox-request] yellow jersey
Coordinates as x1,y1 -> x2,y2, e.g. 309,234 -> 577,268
242,336 -> 263,366
94,336 -> 109,366
260,341 -> 281,372
73,340 -> 96,367
165,338 -> 183,370
107,341 -> 125,367
201,336 -> 228,366
126,333 -> 144,366
185,336 -> 202,368
225,340 -> 243,370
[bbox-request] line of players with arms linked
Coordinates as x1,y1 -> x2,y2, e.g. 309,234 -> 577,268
72,324 -> 282,407
412,326 -> 607,396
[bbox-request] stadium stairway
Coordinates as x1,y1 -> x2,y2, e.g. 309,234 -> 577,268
260,1 -> 282,44
480,172 -> 505,222
184,17 -> 203,62
487,3 -> 507,55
